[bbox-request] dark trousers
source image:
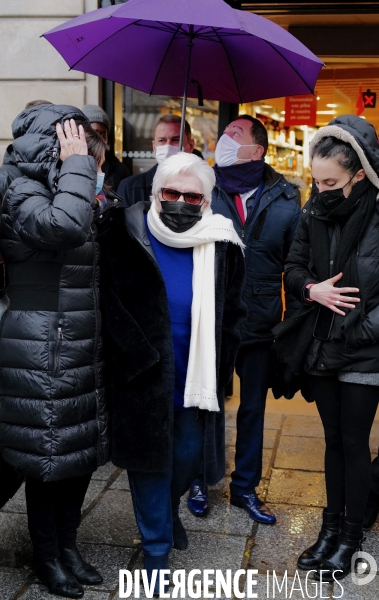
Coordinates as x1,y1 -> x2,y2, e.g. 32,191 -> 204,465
310,375 -> 379,523
128,409 -> 204,557
230,343 -> 272,496
25,473 -> 92,562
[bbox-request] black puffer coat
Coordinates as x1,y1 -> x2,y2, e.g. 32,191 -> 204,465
0,104 -> 109,482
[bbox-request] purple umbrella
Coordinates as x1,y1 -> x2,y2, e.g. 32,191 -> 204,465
43,0 -> 323,147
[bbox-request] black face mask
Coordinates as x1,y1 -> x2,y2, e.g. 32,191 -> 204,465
316,176 -> 354,211
159,201 -> 202,233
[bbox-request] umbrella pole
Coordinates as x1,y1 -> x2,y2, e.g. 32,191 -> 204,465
179,26 -> 194,151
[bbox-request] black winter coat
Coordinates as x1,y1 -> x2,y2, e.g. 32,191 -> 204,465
99,202 -> 246,485
0,145 -> 22,205
117,165 -> 157,207
211,163 -> 301,345
0,104 -> 109,482
103,150 -> 130,192
285,197 -> 379,374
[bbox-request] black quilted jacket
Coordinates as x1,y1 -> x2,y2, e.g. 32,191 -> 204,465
0,104 -> 109,482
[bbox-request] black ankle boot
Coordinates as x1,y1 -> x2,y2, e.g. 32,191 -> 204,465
363,489 -> 379,530
60,545 -> 103,585
297,509 -> 342,570
314,519 -> 364,582
173,516 -> 188,550
35,557 -> 84,598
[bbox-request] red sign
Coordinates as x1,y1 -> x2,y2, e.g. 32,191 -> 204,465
363,89 -> 376,108
284,94 -> 317,127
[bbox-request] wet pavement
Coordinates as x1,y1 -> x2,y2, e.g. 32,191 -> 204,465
1,385 -> 379,599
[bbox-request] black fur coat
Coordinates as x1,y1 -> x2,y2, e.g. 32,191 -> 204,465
99,202 -> 246,485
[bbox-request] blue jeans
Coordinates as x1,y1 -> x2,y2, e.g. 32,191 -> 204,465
128,409 -> 204,556
230,343 -> 272,497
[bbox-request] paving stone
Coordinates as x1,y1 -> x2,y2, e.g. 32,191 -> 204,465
129,530 -> 248,576
262,448 -> 274,479
110,470 -> 130,491
0,567 -> 29,599
225,426 -> 236,447
83,479 -> 107,510
266,469 -> 327,507
335,572 -> 379,599
249,504 -> 323,576
275,436 -> 325,472
0,512 -> 32,567
92,462 -> 120,481
282,414 -> 324,439
264,412 -> 284,430
20,584 -> 111,599
78,490 -> 139,548
179,480 -> 252,537
77,542 -> 134,592
225,411 -> 237,428
1,482 -> 26,514
263,429 -> 277,449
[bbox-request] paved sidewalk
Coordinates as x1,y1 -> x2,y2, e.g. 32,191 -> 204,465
1,383 -> 379,599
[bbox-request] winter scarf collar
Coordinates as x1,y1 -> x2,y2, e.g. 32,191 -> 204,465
147,200 -> 243,412
214,160 -> 265,195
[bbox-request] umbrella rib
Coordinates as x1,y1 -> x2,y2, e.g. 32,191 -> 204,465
211,27 -> 243,104
68,18 -> 143,71
261,39 -> 314,94
148,23 -> 182,96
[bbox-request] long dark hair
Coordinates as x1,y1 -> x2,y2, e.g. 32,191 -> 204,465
75,120 -> 106,165
311,136 -> 362,177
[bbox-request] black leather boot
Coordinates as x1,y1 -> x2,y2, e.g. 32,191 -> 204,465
173,516 -> 188,550
60,545 -> 103,585
314,519 -> 364,581
35,557 -> 84,598
363,489 -> 379,530
297,509 -> 342,570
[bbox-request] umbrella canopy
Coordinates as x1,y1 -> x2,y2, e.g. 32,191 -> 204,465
44,0 -> 322,103
43,0 -> 323,146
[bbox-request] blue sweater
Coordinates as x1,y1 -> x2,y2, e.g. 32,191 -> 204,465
146,217 -> 193,410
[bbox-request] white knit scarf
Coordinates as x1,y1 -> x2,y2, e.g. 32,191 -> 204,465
147,200 -> 244,412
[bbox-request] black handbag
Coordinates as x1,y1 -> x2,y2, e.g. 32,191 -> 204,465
0,456 -> 24,509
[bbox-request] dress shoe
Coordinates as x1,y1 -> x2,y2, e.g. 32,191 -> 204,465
297,509 -> 342,570
363,489 -> 379,530
314,519 -> 364,581
35,557 -> 84,599
230,491 -> 276,524
143,554 -> 169,596
187,479 -> 210,517
173,516 -> 188,550
60,545 -> 103,585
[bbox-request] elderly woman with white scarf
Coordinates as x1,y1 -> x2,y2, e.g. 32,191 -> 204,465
99,152 -> 246,593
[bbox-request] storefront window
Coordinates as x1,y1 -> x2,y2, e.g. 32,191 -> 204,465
122,88 -> 219,174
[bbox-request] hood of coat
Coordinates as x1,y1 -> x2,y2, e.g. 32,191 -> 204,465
310,114 -> 379,189
11,104 -> 90,187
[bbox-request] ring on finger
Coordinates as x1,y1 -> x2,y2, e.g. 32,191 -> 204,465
335,300 -> 340,305
73,134 -> 79,138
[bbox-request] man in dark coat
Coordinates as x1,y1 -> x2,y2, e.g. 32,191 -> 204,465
190,115 -> 300,523
116,114 -> 195,206
81,104 -> 130,192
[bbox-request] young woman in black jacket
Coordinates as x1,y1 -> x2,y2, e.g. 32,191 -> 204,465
274,115 -> 379,581
0,104 -> 108,598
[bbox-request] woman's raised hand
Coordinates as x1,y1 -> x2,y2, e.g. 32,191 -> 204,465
56,119 -> 88,161
309,272 -> 360,316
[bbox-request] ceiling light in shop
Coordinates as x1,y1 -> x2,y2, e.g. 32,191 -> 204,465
326,104 -> 337,108
280,111 -> 285,114
317,110 -> 336,115
317,97 -> 320,100
260,104 -> 272,109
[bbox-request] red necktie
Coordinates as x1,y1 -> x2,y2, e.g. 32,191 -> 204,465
234,195 -> 245,225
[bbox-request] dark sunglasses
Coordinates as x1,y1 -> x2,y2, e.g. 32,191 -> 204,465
160,188 -> 204,206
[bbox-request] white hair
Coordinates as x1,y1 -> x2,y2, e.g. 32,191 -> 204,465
152,152 -> 215,203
